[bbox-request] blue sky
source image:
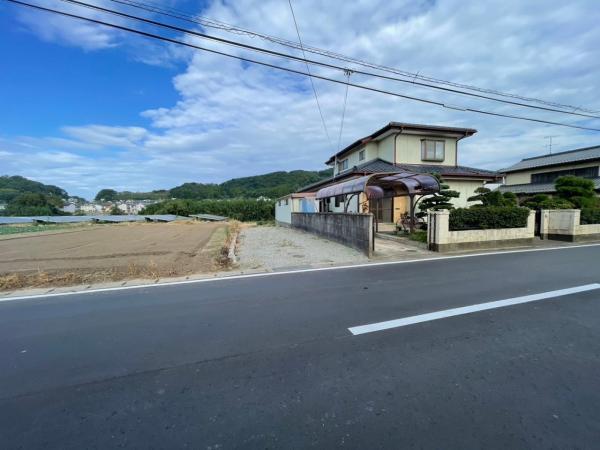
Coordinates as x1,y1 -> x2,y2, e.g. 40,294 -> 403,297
1,0 -> 600,199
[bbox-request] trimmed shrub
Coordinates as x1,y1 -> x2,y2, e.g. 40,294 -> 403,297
555,176 -> 599,208
449,207 -> 530,231
581,208 -> 600,225
141,198 -> 275,222
523,194 -> 574,210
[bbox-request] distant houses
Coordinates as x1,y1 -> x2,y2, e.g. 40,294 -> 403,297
60,199 -> 160,215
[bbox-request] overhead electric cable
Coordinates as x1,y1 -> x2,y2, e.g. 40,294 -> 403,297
286,0 -> 332,150
5,0 -> 600,133
105,0 -> 600,114
337,69 -> 352,153
54,0 -> 600,121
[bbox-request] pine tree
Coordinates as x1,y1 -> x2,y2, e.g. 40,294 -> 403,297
417,174 -> 459,218
468,187 -> 518,207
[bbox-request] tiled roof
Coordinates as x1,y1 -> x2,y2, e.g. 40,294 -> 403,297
351,159 -> 499,179
325,122 -> 477,164
298,158 -> 500,192
498,177 -> 600,194
502,145 -> 600,173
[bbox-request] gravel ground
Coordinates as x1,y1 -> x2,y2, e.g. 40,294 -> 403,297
237,226 -> 369,270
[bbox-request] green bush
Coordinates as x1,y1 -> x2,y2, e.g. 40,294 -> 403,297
449,207 -> 530,231
141,198 -> 275,222
522,194 -> 574,210
555,176 -> 599,208
468,187 -> 517,207
581,208 -> 600,225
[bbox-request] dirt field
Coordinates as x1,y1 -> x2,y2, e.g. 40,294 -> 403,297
0,221 -> 228,290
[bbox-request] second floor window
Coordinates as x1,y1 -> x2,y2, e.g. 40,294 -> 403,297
338,159 -> 349,172
359,150 -> 365,161
421,140 -> 445,162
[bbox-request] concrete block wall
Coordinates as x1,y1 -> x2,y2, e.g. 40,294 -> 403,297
540,209 -> 600,242
428,210 -> 536,252
291,212 -> 373,257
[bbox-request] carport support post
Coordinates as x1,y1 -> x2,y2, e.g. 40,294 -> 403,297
409,194 -> 415,233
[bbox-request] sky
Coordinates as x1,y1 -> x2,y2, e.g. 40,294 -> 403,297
1,0 -> 600,199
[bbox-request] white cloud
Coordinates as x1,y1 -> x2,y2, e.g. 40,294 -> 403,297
4,0 -> 600,198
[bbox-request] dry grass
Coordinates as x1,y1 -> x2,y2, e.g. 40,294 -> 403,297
216,220 -> 241,268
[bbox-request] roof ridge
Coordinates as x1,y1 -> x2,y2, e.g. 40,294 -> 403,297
521,144 -> 600,161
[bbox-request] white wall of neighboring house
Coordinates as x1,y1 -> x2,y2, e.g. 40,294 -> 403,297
275,196 -> 293,225
276,196 -> 318,225
61,203 -> 78,214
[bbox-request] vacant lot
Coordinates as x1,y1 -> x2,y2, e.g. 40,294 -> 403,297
0,221 -> 227,290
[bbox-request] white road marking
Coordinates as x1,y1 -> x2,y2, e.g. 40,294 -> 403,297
1,242 -> 600,303
348,283 -> 600,335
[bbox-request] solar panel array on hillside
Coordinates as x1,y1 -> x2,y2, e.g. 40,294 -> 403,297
0,215 -> 180,225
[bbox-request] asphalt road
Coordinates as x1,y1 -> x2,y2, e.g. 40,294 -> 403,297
1,245 -> 600,449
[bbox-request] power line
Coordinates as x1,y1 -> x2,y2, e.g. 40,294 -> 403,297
286,0 -> 332,150
51,0 -> 600,121
337,70 -> 352,153
5,0 -> 600,133
105,0 -> 600,114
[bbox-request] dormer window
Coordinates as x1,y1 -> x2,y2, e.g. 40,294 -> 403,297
421,139 -> 445,162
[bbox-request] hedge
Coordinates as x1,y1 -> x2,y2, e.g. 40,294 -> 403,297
449,206 -> 530,231
581,208 -> 600,225
141,199 -> 275,222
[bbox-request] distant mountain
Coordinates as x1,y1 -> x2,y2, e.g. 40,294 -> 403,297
219,169 -> 333,199
0,175 -> 68,203
97,168 -> 334,201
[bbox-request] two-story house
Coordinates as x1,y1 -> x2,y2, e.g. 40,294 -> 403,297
275,122 -> 500,226
499,145 -> 600,196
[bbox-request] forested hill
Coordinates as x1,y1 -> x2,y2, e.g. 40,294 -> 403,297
0,175 -> 68,203
172,169 -> 333,199
96,168 -> 333,201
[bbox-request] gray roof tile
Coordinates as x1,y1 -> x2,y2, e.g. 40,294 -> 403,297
502,145 -> 600,173
498,177 -> 600,194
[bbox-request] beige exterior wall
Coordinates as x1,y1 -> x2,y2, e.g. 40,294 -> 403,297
332,142 -> 380,176
445,179 -> 486,208
395,134 -> 457,166
333,133 -> 460,175
504,162 -> 600,185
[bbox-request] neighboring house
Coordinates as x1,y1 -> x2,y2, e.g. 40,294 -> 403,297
60,202 -> 78,214
80,203 -> 104,214
499,145 -> 600,196
0,202 -> 6,211
275,193 -> 316,226
275,122 -> 500,225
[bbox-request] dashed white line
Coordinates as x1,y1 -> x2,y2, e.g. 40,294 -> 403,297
348,283 -> 600,335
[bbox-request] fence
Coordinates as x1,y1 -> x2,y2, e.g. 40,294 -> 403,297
428,210 -> 536,252
540,209 -> 600,242
291,212 -> 373,256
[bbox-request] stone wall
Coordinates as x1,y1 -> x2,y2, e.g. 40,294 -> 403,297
540,209 -> 600,242
291,213 -> 373,256
428,210 -> 536,252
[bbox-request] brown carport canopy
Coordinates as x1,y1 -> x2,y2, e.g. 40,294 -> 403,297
316,171 -> 440,232
315,171 -> 440,200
